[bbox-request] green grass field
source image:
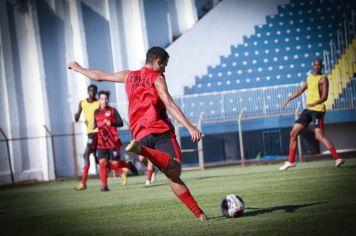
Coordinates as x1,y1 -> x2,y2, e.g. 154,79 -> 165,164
1,159 -> 356,236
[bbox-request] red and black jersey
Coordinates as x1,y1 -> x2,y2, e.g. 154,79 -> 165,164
125,67 -> 174,141
94,106 -> 123,149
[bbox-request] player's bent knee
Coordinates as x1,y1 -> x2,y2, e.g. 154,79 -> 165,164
167,171 -> 181,182
99,158 -> 107,164
315,134 -> 323,141
290,131 -> 298,139
165,165 -> 181,179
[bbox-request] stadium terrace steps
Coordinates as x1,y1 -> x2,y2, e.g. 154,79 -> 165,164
326,39 -> 356,110
185,0 -> 356,95
331,78 -> 356,109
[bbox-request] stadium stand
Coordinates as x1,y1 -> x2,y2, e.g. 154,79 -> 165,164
169,0 -> 356,163
185,0 -> 356,95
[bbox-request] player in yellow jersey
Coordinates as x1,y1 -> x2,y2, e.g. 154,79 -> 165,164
279,58 -> 345,171
73,85 -> 100,190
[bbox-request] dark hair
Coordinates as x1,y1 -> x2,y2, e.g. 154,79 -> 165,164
98,90 -> 110,98
145,47 -> 169,64
88,84 -> 98,91
314,58 -> 323,64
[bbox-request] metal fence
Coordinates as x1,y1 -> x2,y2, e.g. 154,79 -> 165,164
116,83 -> 304,123
0,125 -> 54,186
118,79 -> 355,169
1,78 -> 356,185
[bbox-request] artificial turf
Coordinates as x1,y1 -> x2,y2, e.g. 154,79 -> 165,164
1,158 -> 356,236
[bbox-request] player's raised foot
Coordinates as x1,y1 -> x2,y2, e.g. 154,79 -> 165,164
100,187 -> 110,192
125,140 -> 141,154
196,214 -> 208,221
279,161 -> 296,171
335,159 -> 345,167
128,161 -> 138,175
120,171 -> 128,186
73,182 -> 86,190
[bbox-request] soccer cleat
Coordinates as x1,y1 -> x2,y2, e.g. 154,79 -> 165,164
128,161 -> 138,175
196,214 -> 208,221
279,161 -> 296,171
120,171 -> 128,186
100,187 -> 110,192
125,140 -> 141,154
73,182 -> 86,190
145,180 -> 152,187
335,159 -> 345,167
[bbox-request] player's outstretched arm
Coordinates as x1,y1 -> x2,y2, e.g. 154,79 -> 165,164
307,77 -> 328,108
281,82 -> 308,109
68,61 -> 129,83
154,75 -> 204,142
111,108 -> 124,127
74,101 -> 82,122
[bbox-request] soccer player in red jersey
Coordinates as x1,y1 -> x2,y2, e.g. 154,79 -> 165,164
94,91 -> 138,191
68,47 -> 207,221
73,84 -> 99,190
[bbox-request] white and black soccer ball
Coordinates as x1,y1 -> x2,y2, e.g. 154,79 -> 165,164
221,194 -> 245,218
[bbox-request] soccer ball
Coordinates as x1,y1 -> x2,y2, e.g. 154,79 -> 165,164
221,194 -> 245,218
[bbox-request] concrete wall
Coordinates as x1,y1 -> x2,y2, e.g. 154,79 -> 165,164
322,122 -> 356,152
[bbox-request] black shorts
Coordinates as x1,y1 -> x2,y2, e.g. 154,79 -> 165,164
138,131 -> 182,161
295,109 -> 325,129
87,133 -> 98,151
96,148 -> 121,161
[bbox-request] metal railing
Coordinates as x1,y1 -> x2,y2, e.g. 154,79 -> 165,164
324,10 -> 356,75
116,83 -> 304,123
0,125 -> 87,186
1,77 -> 355,185
0,128 -> 14,186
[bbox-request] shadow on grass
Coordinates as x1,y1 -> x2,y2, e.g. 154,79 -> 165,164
209,201 -> 330,221
194,175 -> 231,180
142,183 -> 167,188
243,201 -> 330,217
343,165 -> 356,170
208,215 -> 227,220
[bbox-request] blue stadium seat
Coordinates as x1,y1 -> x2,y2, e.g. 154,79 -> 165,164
185,0 -> 355,95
